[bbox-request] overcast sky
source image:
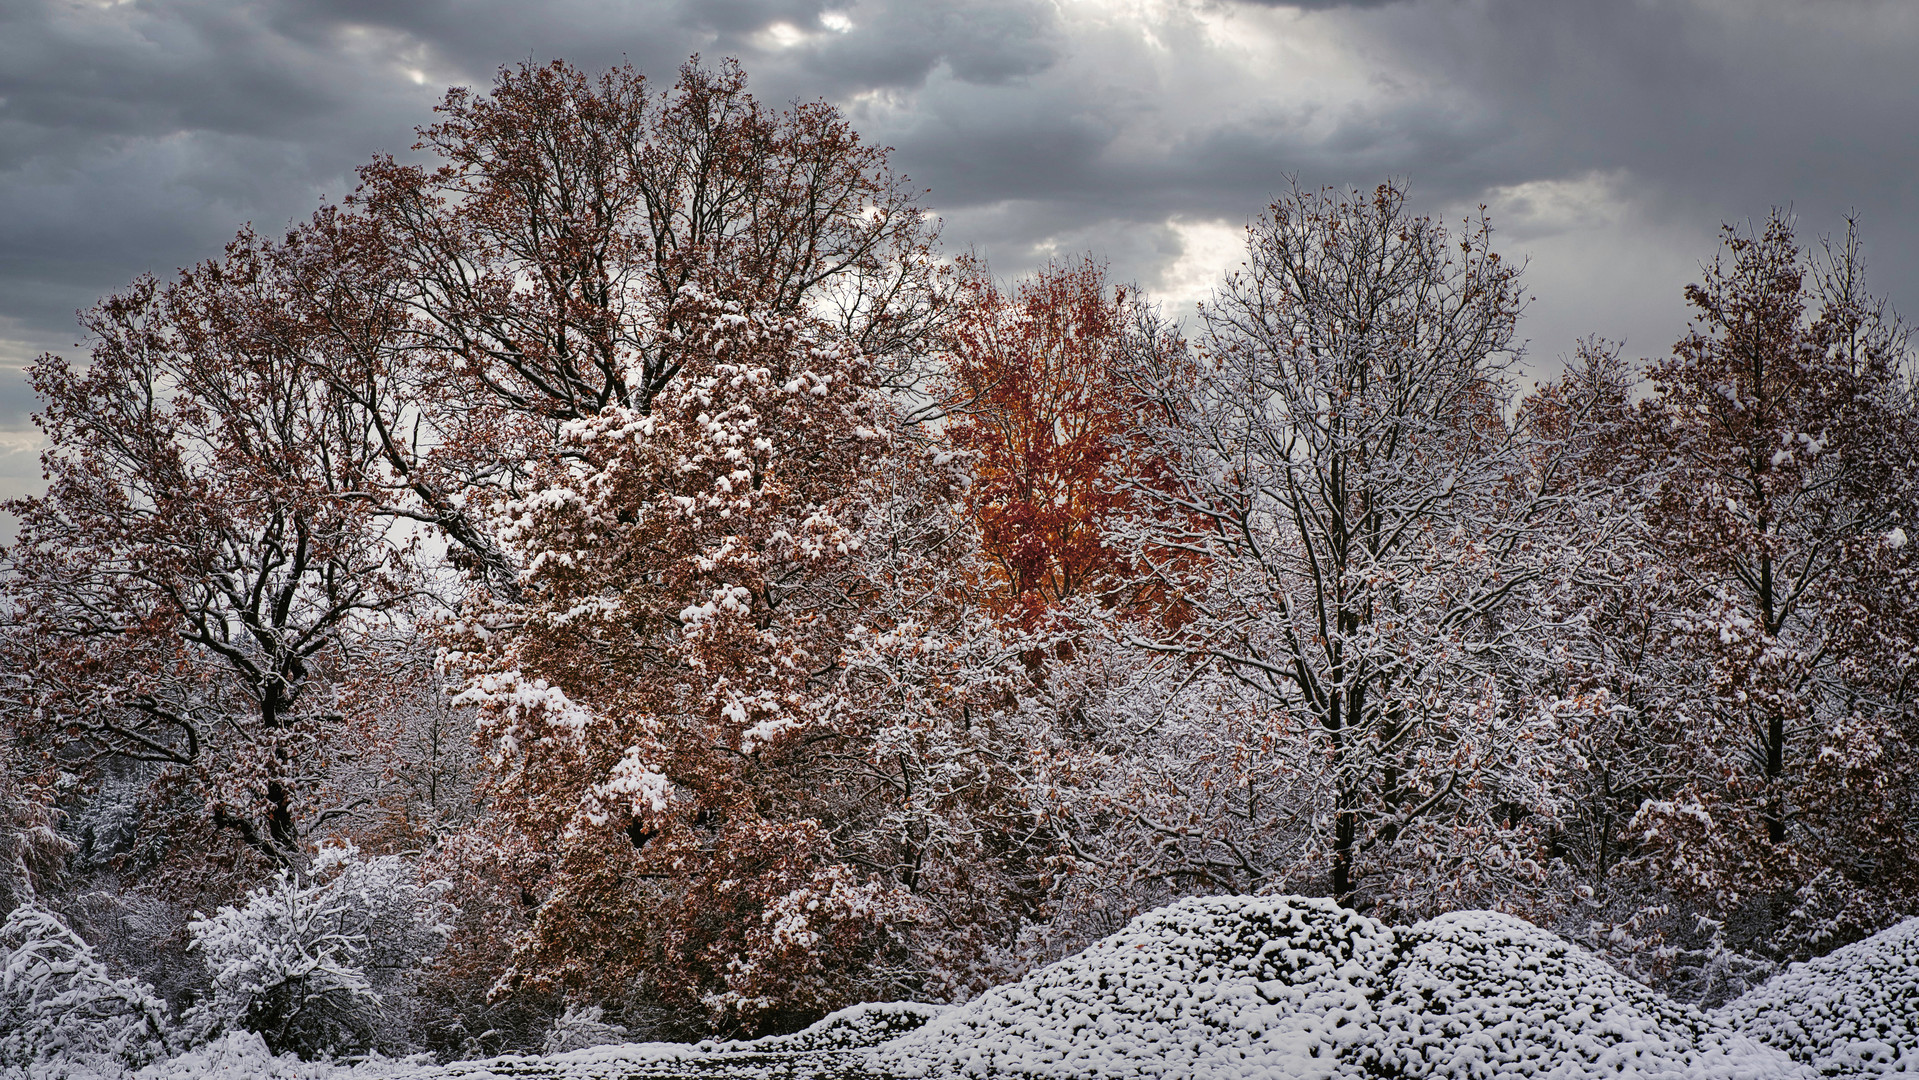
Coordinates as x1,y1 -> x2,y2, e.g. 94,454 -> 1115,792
3,0 -> 1916,502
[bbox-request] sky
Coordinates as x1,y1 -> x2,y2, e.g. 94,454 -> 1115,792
2,0 -> 1916,504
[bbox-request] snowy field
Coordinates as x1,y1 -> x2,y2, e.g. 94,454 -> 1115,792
93,896 -> 1919,1080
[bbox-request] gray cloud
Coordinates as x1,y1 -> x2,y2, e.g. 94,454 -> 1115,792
1236,0 -> 1410,7
1,0 -> 1915,456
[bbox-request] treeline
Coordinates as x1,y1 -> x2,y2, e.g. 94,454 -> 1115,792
2,57 -> 1917,1066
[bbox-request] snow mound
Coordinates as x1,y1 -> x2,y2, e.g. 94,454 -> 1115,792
874,894 -> 1397,1080
875,895 -> 1815,1080
1717,916 -> 1919,1077
702,1001 -> 950,1053
1376,911 -> 1802,1080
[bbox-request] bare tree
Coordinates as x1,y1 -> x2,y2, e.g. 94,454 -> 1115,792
3,252 -> 418,870
1114,182 -> 1604,911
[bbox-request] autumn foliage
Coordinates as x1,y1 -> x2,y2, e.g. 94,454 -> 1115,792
940,257 -> 1167,619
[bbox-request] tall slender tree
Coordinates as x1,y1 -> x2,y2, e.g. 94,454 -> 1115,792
1629,212 -> 1919,952
939,257 -> 1176,620
1113,182 -> 1602,912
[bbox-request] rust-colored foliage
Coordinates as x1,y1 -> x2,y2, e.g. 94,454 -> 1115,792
446,278 -> 927,1034
941,257 -> 1171,621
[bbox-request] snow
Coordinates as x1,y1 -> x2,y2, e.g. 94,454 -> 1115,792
21,896 -> 1919,1080
874,896 -> 1814,1080
1716,916 -> 1919,1077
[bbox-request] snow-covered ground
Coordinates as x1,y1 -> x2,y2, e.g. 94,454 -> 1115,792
77,896 -> 1919,1080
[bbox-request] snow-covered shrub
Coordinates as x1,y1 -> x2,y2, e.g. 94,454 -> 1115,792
1718,915 -> 1919,1077
0,903 -> 171,1074
876,894 -> 1400,1080
879,894 -> 1818,1080
186,844 -> 450,1059
538,1005 -> 628,1055
1374,910 -> 1732,1079
701,1000 -> 948,1053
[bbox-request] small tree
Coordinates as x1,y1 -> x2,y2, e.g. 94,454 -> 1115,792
187,843 -> 450,1058
1628,212 -> 1919,953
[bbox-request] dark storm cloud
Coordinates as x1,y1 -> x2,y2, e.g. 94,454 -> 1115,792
0,0 -> 1069,372
1355,0 -> 1919,206
1237,0 -> 1408,7
3,0 -> 1917,499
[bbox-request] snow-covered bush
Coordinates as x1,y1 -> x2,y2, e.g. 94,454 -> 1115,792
1375,910 -> 1722,1078
1718,915 -> 1919,1077
538,1005 -> 629,1055
186,844 -> 450,1059
0,903 -> 171,1075
876,894 -> 1401,1079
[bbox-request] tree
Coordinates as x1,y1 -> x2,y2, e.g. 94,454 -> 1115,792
2,244 -> 420,875
1627,212 -> 1919,953
323,58 -> 945,601
939,257 -> 1176,620
449,278 -> 993,1033
0,903 -> 173,1072
1112,182 -> 1601,913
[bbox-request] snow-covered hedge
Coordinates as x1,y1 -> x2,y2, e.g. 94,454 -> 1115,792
1717,915 -> 1919,1077
876,895 -> 1819,1080
702,1001 -> 949,1053
1377,911 -> 1797,1080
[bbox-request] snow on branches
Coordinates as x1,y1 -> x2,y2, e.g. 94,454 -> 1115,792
186,843 -> 450,1058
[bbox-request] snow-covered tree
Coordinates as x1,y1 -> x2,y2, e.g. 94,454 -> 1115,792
0,903 -> 172,1073
0,685 -> 68,916
1,252 -> 427,876
1107,182 -> 1605,917
1625,212 -> 1919,956
449,280 -> 938,1033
